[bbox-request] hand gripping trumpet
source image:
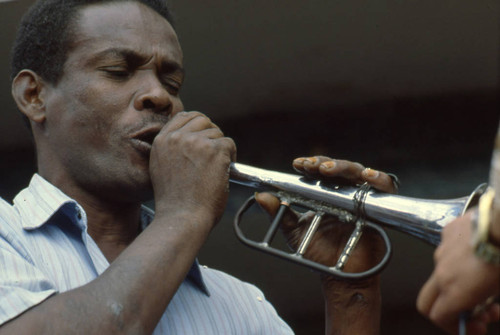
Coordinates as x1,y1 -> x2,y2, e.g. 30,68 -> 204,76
230,162 -> 487,281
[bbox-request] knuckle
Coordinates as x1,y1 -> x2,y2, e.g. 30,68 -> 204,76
315,156 -> 331,163
416,298 -> 426,314
433,246 -> 443,263
210,127 -> 224,138
353,162 -> 365,170
222,137 -> 236,150
428,310 -> 441,323
186,133 -> 206,149
166,130 -> 182,144
180,110 -> 207,122
177,111 -> 190,117
214,138 -> 236,157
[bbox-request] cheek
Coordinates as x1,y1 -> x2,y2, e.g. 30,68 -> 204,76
172,98 -> 185,116
56,84 -> 126,147
74,80 -> 124,114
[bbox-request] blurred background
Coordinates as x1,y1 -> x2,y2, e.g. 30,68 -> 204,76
0,0 -> 498,333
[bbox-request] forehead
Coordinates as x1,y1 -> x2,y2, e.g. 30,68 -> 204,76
69,1 -> 182,64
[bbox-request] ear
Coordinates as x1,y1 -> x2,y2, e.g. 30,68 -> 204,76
11,70 -> 48,124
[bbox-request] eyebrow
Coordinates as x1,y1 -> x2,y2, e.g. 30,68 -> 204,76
90,47 -> 185,74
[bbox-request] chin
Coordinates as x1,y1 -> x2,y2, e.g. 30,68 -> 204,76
90,174 -> 154,204
136,185 -> 155,203
122,177 -> 154,203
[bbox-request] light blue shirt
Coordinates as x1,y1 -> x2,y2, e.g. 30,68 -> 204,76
0,174 -> 293,334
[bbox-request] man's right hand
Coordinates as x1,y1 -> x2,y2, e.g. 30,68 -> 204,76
149,111 -> 237,229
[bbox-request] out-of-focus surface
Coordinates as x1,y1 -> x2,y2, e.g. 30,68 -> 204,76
1,0 -> 498,333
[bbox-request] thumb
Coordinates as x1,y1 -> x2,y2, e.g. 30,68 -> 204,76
254,192 -> 281,216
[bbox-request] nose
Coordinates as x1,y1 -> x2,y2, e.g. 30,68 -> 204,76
134,75 -> 172,115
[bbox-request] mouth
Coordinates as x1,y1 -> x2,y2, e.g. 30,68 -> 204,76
130,126 -> 162,155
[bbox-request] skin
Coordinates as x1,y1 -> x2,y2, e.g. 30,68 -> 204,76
417,127 -> 500,334
6,2 -> 235,334
5,2 -> 396,334
416,211 -> 500,335
258,156 -> 398,334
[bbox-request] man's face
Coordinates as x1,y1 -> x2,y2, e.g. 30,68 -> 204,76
41,1 -> 184,202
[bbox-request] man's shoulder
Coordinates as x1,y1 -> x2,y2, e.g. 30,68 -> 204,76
0,195 -> 28,255
0,195 -> 20,226
199,264 -> 246,283
198,264 -> 265,296
194,264 -> 293,334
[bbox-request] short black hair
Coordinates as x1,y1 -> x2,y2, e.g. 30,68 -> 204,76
10,0 -> 174,84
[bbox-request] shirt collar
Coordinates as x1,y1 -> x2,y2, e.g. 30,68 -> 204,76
14,173 -> 210,296
14,174 -> 81,230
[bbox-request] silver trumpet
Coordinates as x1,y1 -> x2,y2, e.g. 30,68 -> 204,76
230,162 -> 487,281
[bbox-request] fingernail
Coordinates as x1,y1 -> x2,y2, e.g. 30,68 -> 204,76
293,158 -> 306,165
320,161 -> 336,169
305,157 -> 317,164
363,168 -> 379,179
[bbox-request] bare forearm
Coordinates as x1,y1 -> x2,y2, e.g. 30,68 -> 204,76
323,276 -> 381,335
0,213 -> 212,335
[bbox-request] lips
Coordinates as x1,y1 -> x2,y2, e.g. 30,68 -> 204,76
130,126 -> 163,155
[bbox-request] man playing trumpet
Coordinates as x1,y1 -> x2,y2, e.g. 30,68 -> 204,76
0,1 -> 397,334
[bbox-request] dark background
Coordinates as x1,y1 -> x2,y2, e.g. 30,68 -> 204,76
1,0 -> 499,334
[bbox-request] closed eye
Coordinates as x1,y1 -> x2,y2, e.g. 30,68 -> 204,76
164,81 -> 181,95
99,67 -> 131,80
161,76 -> 182,96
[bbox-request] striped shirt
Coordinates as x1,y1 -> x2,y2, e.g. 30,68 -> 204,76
0,174 -> 293,334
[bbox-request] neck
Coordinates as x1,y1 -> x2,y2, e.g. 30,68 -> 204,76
37,161 -> 148,262
67,187 -> 144,262
84,200 -> 143,263
42,173 -> 144,263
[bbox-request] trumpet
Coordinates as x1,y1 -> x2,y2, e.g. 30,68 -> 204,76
230,162 -> 487,281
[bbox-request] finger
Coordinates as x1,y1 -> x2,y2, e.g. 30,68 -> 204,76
167,127 -> 233,158
293,156 -> 337,174
433,243 -> 445,263
213,136 -> 237,162
361,168 -> 398,194
429,292 -> 467,333
255,192 -> 281,216
294,156 -> 366,182
294,156 -> 400,193
319,158 -> 365,180
166,111 -> 216,132
222,137 -> 237,162
255,192 -> 301,234
465,318 -> 488,335
416,274 -> 440,317
472,302 -> 500,324
455,303 -> 500,335
487,302 -> 500,323
197,127 -> 225,139
178,114 -> 218,133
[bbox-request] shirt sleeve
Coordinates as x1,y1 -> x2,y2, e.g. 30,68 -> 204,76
238,280 -> 295,334
0,218 -> 57,326
199,266 -> 295,334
